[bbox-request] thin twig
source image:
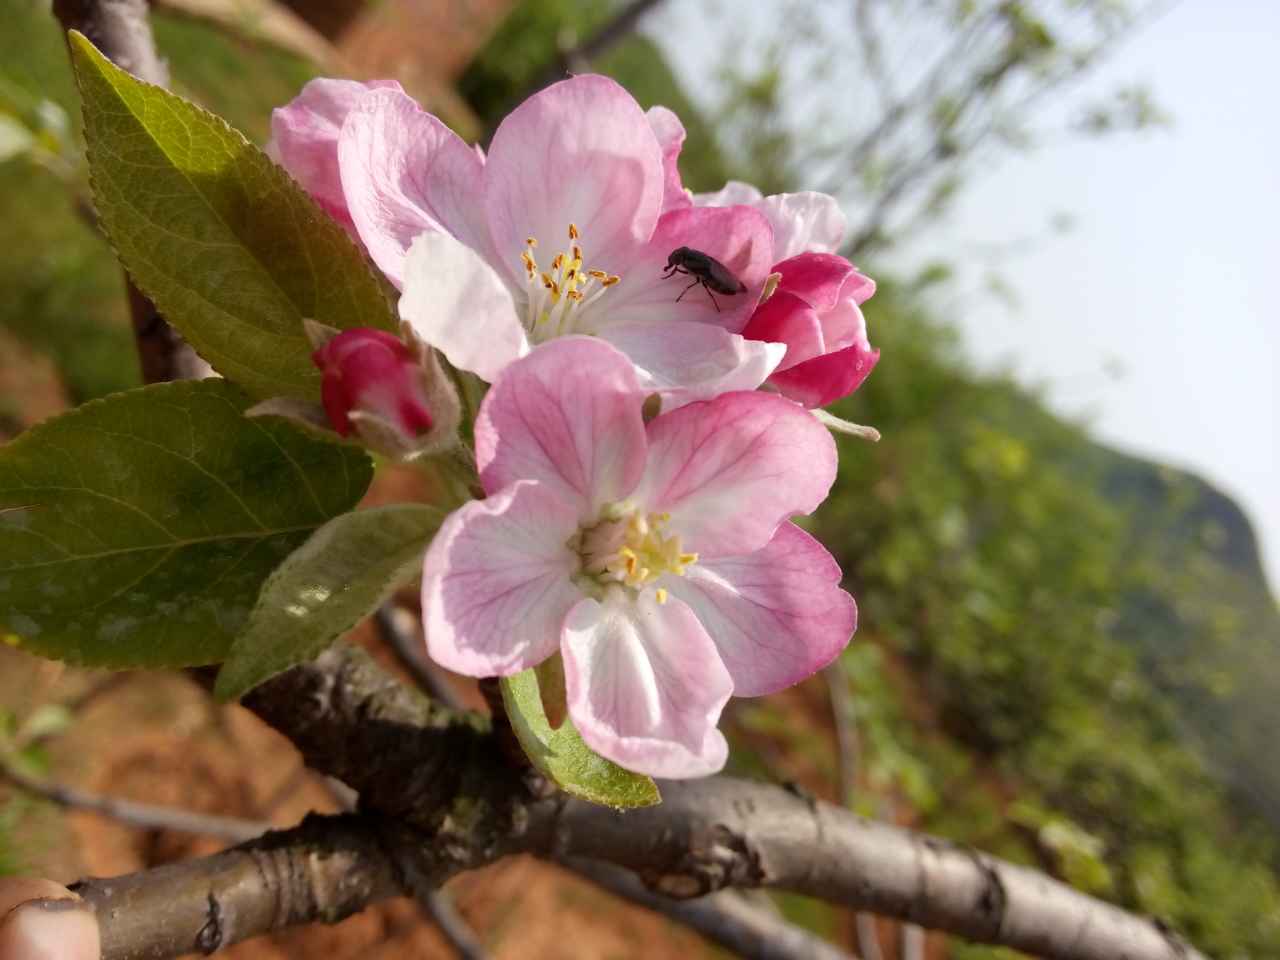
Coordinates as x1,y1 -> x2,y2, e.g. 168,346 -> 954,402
566,858 -> 853,960
0,759 -> 267,844
417,891 -> 488,960
377,604 -> 463,709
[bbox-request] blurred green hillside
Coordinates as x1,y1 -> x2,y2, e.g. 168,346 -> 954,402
2,0 -> 1278,956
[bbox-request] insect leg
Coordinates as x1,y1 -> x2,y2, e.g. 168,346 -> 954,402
675,278 -> 700,302
705,288 -> 721,312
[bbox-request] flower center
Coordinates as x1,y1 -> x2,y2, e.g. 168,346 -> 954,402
519,224 -> 620,341
574,506 -> 697,604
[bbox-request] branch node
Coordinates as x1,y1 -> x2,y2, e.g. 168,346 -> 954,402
193,893 -> 224,955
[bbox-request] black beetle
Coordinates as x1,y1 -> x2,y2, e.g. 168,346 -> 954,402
662,247 -> 747,311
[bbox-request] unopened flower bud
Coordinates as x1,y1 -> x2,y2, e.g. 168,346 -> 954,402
309,326 -> 460,460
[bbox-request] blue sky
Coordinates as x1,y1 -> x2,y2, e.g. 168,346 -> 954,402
653,0 -> 1280,592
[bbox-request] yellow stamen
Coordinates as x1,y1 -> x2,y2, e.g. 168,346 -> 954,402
568,223 -> 580,240
655,588 -> 669,605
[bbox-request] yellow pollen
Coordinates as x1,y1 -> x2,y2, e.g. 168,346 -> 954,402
655,588 -> 669,605
585,511 -> 698,591
518,225 -> 622,339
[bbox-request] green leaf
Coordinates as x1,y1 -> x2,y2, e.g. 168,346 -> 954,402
216,504 -> 443,700
501,668 -> 660,809
0,379 -> 372,667
67,31 -> 396,400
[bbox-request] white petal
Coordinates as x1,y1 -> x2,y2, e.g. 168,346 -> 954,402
399,232 -> 529,383
597,320 -> 785,411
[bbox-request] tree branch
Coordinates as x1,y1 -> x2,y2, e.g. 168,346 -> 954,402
71,814 -> 402,959
0,761 -> 267,844
530,779 -> 1205,960
564,858 -> 853,960
191,644 -> 1207,960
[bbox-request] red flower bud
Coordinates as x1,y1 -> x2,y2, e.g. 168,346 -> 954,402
313,328 -> 435,443
743,253 -> 879,408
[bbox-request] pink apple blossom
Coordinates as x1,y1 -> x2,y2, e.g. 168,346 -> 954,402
271,75 -> 786,407
421,337 -> 856,778
742,253 -> 880,408
270,77 -> 403,233
650,108 -> 849,262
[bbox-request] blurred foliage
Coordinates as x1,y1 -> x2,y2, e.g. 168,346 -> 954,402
812,280 -> 1280,956
0,703 -> 69,876
458,0 -> 734,192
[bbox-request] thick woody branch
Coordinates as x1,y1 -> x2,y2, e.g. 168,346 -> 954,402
201,645 -> 1205,960
71,815 -> 402,959
564,858 -> 852,960
528,779 -> 1205,960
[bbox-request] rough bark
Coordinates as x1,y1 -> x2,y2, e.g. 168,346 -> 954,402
70,815 -> 400,960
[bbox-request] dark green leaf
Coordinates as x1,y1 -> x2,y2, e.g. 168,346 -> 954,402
0,379 -> 372,667
216,504 -> 444,700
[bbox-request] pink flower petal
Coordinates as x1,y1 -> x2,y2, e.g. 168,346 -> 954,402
638,391 -> 837,558
338,87 -> 488,288
647,105 -> 691,212
596,320 -> 784,410
476,337 -> 647,516
602,205 -> 775,334
562,591 -> 731,778
740,289 -> 826,372
774,253 -> 872,312
399,232 -> 529,383
483,75 -> 664,288
270,78 -> 401,230
665,523 -> 856,696
422,481 -> 581,677
758,191 -> 847,260
769,342 -> 881,408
